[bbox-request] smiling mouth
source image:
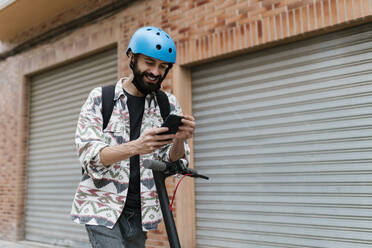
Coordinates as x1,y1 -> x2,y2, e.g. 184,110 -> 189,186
145,74 -> 159,83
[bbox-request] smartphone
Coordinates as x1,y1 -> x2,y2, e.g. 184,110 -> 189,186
159,114 -> 184,135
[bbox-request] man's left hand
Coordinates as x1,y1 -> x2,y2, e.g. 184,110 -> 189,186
175,115 -> 195,141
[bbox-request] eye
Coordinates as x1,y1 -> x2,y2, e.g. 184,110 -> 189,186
160,64 -> 168,70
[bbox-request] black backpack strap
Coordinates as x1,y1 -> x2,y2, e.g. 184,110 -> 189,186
102,85 -> 116,130
82,84 -> 115,176
155,90 -> 170,120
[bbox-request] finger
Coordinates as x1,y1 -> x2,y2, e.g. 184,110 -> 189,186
157,140 -> 173,147
155,134 -> 176,141
146,143 -> 159,151
151,138 -> 174,145
155,127 -> 170,134
178,126 -> 195,132
182,115 -> 195,121
175,133 -> 193,140
177,127 -> 194,134
153,140 -> 173,150
146,127 -> 169,135
181,119 -> 196,128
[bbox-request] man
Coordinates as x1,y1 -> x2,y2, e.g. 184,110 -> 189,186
71,26 -> 195,248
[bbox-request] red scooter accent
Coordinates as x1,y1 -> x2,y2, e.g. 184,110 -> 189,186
169,174 -> 192,212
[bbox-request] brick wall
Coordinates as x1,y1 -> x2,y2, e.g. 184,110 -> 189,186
0,0 -> 371,246
175,0 -> 372,64
0,57 -> 27,241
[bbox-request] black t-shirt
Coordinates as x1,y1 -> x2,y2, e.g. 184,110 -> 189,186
123,90 -> 145,210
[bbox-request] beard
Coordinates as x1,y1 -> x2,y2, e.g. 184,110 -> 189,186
132,61 -> 162,96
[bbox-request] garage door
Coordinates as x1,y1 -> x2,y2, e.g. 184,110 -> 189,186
25,48 -> 117,247
192,23 -> 372,248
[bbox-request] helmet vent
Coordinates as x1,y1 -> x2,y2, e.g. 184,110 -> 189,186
147,28 -> 152,31
169,48 -> 172,53
156,44 -> 162,50
166,35 -> 170,39
156,32 -> 160,35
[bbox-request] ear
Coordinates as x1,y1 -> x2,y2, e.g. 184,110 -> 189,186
127,51 -> 133,60
129,51 -> 136,70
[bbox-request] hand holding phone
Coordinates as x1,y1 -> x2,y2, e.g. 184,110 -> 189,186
159,114 -> 184,135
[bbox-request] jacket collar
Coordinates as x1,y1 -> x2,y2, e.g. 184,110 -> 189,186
113,78 -> 126,101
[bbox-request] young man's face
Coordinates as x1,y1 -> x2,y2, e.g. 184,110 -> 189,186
132,53 -> 170,93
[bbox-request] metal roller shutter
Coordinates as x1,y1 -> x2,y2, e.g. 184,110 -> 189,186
25,48 -> 117,247
192,23 -> 372,248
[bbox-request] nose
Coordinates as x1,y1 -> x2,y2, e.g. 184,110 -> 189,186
149,65 -> 161,76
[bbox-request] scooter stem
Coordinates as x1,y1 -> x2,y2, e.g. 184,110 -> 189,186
152,171 -> 181,248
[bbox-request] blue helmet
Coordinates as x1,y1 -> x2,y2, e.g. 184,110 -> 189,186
126,26 -> 176,64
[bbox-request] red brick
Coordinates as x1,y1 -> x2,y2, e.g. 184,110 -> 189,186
195,0 -> 210,7
170,5 -> 180,11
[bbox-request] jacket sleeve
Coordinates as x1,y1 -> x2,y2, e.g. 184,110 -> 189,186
75,87 -> 110,179
158,93 -> 191,166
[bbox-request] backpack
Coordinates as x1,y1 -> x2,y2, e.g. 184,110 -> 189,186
81,85 -> 170,175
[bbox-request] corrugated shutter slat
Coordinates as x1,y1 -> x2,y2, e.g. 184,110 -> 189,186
25,48 -> 117,247
192,24 -> 372,248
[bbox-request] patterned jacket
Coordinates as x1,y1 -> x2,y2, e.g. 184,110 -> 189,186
71,78 -> 190,230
